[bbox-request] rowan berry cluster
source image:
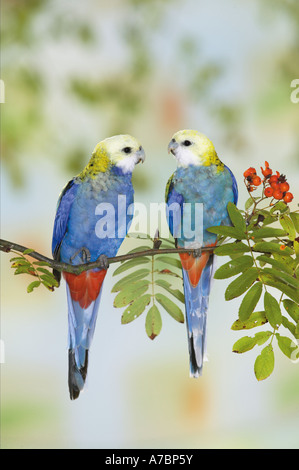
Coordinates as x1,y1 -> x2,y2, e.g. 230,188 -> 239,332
243,161 -> 294,203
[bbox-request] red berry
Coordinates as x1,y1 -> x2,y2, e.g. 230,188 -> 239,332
252,176 -> 261,186
243,167 -> 256,178
264,187 -> 273,197
262,169 -> 272,177
270,181 -> 281,190
280,182 -> 290,193
273,189 -> 283,200
261,161 -> 272,177
269,175 -> 279,184
283,192 -> 294,203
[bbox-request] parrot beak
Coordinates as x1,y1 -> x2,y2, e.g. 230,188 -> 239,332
136,146 -> 145,164
168,139 -> 179,155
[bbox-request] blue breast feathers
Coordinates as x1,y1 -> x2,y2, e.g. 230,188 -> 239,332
166,165 -> 236,246
52,169 -> 134,265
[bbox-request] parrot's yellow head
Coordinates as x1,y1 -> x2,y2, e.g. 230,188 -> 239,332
81,134 -> 145,178
168,129 -> 224,170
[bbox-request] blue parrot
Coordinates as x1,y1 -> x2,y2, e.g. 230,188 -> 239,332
165,130 -> 238,377
52,135 -> 145,399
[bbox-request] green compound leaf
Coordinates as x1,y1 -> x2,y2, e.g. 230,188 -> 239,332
248,227 -> 288,240
121,294 -> 151,324
281,316 -> 299,340
252,242 -> 294,256
256,255 -> 293,275
225,268 -> 258,301
40,273 -> 59,291
232,336 -> 257,353
262,267 -> 299,289
111,268 -> 150,293
10,256 -> 28,263
40,273 -> 59,285
238,282 -> 263,322
283,299 -> 299,323
264,292 -> 282,329
280,215 -> 296,241
23,248 -> 35,255
207,225 -> 246,240
289,212 -> 299,233
231,311 -> 267,330
14,265 -> 34,275
33,261 -> 52,267
227,202 -> 247,232
270,201 -> 289,215
260,274 -> 299,304
213,242 -> 250,256
232,331 -> 272,354
276,334 -> 299,360
254,344 -> 275,381
37,267 -> 54,276
145,304 -> 162,340
245,196 -> 258,211
11,258 -> 31,267
156,269 -> 182,279
126,245 -> 152,255
214,256 -> 253,280
113,257 -> 150,276
254,331 -> 272,346
155,293 -> 184,323
27,280 -> 41,293
154,279 -> 184,303
113,280 -> 150,307
155,256 -> 182,270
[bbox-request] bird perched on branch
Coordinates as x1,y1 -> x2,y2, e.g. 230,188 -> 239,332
52,135 -> 145,399
165,129 -> 238,377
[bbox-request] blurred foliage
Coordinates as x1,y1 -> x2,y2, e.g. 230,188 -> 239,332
1,0 -> 299,187
257,0 -> 299,168
1,0 -> 242,188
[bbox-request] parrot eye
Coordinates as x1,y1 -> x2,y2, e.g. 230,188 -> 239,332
182,140 -> 192,147
123,147 -> 132,154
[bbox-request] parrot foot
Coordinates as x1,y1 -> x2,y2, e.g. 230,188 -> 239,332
97,254 -> 109,270
192,248 -> 202,258
70,247 -> 91,263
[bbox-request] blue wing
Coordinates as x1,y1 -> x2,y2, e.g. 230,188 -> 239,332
224,165 -> 238,205
52,178 -> 79,260
165,174 -> 184,238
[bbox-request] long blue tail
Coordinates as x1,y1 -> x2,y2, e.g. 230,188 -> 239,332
66,287 -> 103,399
64,269 -> 106,400
182,255 -> 214,377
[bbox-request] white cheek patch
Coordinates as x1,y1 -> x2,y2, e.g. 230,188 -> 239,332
175,147 -> 199,167
115,156 -> 136,174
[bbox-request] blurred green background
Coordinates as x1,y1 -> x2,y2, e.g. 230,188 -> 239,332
1,0 -> 299,449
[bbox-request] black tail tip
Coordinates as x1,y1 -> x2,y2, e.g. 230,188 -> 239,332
188,333 -> 203,378
68,349 -> 89,400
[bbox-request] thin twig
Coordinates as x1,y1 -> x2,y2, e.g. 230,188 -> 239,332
0,238 -> 217,275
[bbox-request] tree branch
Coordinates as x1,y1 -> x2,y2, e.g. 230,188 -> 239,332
0,238 -> 217,275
